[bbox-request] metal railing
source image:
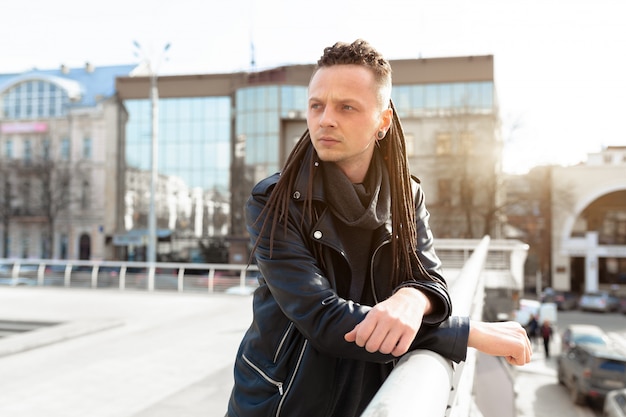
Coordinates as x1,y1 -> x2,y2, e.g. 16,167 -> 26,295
0,259 -> 259,294
361,236 -> 491,417
2,235 -> 520,416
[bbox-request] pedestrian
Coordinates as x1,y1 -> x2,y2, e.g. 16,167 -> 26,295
526,314 -> 539,345
226,39 -> 532,417
541,320 -> 553,358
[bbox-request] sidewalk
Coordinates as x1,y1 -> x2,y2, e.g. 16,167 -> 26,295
0,286 -> 251,417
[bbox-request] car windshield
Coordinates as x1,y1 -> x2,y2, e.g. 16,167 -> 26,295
598,360 -> 626,373
575,335 -> 606,345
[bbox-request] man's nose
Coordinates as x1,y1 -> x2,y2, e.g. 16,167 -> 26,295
319,108 -> 337,127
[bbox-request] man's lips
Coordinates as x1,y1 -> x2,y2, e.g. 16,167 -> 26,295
317,136 -> 340,145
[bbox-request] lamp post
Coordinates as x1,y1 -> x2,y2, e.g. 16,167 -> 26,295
132,41 -> 170,264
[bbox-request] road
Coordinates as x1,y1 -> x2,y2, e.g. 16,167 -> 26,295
522,308 -> 626,417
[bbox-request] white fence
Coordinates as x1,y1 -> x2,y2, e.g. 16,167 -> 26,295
0,259 -> 259,294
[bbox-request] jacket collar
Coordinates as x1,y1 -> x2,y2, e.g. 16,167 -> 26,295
290,142 -> 394,241
291,142 -> 325,204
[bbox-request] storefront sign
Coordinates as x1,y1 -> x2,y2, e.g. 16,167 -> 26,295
1,122 -> 48,134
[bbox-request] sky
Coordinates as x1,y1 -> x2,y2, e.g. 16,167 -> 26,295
2,0 -> 625,174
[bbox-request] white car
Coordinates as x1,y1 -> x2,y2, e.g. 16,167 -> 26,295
579,291 -> 620,313
604,388 -> 626,417
560,323 -> 610,353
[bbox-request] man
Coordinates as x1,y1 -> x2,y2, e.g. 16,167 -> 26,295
227,39 -> 531,417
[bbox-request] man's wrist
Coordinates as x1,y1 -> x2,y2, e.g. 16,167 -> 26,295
397,287 -> 433,315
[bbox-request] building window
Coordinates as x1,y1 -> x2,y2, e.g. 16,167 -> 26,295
5,139 -> 13,158
23,139 -> 32,164
81,181 -> 90,209
83,137 -> 92,159
459,132 -> 474,155
392,81 -> 494,117
438,178 -> 452,206
21,233 -> 29,258
2,80 -> 69,119
60,138 -> 70,160
42,138 -> 51,160
436,133 -> 452,155
60,234 -> 68,259
22,179 -> 31,213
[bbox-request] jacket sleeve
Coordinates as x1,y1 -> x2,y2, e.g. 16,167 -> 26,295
246,178 -> 468,364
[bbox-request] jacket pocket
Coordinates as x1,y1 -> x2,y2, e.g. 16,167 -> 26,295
240,340 -> 308,417
243,354 -> 285,395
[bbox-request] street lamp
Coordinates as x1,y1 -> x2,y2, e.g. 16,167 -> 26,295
132,41 -> 171,264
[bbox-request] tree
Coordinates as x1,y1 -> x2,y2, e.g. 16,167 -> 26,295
0,160 -> 18,257
424,102 -> 501,239
13,156 -> 88,259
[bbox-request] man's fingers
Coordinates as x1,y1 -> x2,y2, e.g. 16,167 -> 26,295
344,327 -> 357,343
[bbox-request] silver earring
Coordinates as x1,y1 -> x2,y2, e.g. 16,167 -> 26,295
377,131 -> 385,139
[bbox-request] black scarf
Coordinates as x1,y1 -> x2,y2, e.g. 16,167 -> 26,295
321,149 -> 390,230
321,149 -> 391,301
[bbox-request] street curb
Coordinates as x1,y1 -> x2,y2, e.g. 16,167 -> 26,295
0,318 -> 124,357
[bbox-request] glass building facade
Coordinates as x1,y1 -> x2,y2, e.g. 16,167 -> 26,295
125,97 -> 231,193
236,85 -> 308,178
123,96 -> 232,261
392,81 -> 494,117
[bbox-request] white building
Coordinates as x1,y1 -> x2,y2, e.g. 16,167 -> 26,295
551,146 -> 626,293
0,64 -> 135,260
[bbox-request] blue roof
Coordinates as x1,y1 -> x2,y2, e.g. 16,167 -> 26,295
0,64 -> 137,108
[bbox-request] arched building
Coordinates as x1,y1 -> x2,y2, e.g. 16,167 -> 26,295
0,64 -> 135,260
551,146 -> 626,294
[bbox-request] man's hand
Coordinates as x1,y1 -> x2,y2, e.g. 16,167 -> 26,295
344,287 -> 431,357
468,320 -> 533,366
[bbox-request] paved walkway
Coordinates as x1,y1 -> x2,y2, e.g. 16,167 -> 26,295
0,287 -> 251,417
0,287 -> 595,417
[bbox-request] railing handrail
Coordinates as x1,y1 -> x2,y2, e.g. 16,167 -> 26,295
361,236 -> 491,417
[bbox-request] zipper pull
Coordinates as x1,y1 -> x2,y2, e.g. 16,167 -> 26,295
278,383 -> 284,395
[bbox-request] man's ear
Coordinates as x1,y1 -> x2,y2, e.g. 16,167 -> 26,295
380,107 -> 393,132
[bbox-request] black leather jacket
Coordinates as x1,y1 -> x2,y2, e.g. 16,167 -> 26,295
227,150 -> 470,417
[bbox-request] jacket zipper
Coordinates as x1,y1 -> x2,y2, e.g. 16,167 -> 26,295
242,354 -> 284,395
370,237 -> 391,304
274,322 -> 294,363
275,340 -> 308,417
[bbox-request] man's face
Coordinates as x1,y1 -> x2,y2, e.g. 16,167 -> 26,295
307,65 -> 390,183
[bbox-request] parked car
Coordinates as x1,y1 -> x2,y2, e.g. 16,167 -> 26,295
604,388 -> 626,417
135,275 -> 180,290
557,343 -> 626,406
619,298 -> 626,315
561,324 -> 610,353
0,277 -> 38,286
541,288 -> 579,310
579,291 -> 621,313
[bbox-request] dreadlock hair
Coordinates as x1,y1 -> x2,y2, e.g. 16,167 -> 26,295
250,39 -> 434,288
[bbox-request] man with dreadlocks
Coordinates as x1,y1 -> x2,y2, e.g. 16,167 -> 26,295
226,39 -> 531,417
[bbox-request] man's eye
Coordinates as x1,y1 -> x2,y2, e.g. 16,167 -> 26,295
343,105 -> 354,110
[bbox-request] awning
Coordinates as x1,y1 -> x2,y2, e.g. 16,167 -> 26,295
112,229 -> 172,246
